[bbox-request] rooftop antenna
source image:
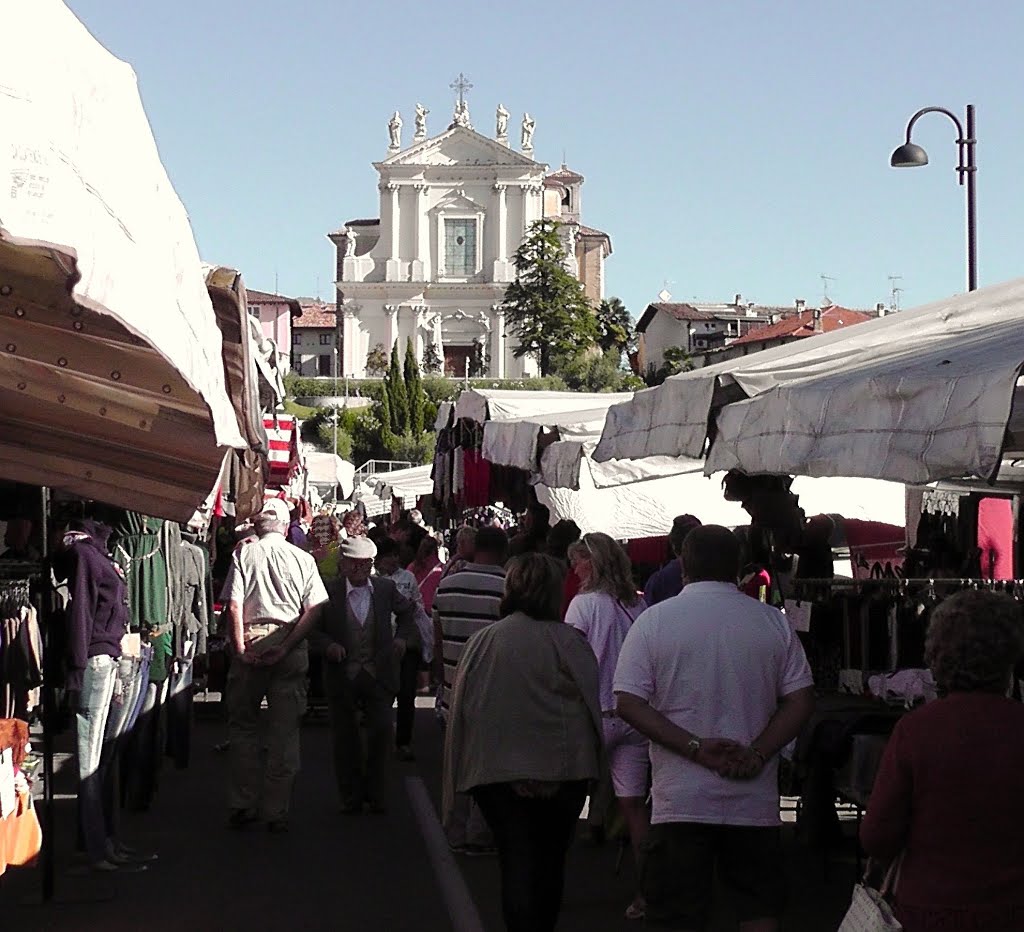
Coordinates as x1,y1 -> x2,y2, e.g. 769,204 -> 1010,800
820,274 -> 835,304
274,270 -> 279,295
658,279 -> 675,302
888,274 -> 903,311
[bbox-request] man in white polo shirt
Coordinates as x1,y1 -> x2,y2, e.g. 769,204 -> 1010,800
614,524 -> 815,931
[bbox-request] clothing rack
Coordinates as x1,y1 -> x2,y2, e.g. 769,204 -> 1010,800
0,487 -> 54,901
789,576 -> 1024,693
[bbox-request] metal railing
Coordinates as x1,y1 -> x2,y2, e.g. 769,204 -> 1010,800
353,459 -> 413,487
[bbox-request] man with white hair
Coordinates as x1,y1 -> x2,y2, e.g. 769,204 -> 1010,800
273,535 -> 419,814
224,498 -> 328,833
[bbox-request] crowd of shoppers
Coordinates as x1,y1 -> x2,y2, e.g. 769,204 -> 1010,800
216,495 -> 1024,932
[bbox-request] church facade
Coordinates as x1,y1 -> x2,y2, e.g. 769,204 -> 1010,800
330,96 -> 611,379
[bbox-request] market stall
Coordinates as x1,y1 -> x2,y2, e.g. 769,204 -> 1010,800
0,0 -> 262,899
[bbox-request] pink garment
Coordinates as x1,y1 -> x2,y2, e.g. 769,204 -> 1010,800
411,561 -> 443,615
977,497 -> 1014,580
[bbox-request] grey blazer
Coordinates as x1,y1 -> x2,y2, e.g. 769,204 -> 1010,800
310,575 -> 419,694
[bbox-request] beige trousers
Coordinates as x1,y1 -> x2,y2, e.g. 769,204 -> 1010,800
226,645 -> 308,821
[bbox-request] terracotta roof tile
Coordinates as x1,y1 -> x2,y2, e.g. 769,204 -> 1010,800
730,306 -> 872,345
294,301 -> 337,329
545,166 -> 584,185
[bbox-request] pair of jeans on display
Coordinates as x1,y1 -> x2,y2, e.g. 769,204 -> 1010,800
76,654 -> 117,863
166,638 -> 196,769
99,645 -> 151,847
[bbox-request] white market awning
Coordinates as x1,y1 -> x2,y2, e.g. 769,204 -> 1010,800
304,452 -> 355,499
595,279 -> 1024,485
0,1 -> 245,520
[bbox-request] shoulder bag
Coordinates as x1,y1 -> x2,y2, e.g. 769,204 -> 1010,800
837,856 -> 903,931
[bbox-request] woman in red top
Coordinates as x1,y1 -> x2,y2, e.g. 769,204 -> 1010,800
860,589 -> 1024,932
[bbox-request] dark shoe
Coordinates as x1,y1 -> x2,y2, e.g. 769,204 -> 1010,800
395,745 -> 416,762
227,808 -> 260,829
460,844 -> 497,858
88,858 -> 148,874
266,819 -> 289,834
111,843 -> 159,863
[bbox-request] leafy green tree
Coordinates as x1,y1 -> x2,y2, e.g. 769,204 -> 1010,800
422,341 -> 443,375
645,345 -> 696,386
384,342 -> 407,435
595,297 -> 632,355
500,219 -> 598,376
365,343 -> 389,377
404,337 -> 426,434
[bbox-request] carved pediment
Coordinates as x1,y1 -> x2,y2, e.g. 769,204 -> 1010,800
430,189 -> 487,214
380,126 -> 541,169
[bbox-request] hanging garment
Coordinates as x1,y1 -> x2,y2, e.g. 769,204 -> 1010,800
109,513 -> 171,683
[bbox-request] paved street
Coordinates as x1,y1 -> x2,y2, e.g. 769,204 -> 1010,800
0,700 -> 857,931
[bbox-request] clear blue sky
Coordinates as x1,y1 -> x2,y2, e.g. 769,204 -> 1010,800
67,0 -> 1024,315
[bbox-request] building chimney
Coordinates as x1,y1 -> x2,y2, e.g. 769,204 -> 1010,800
734,294 -> 742,307
795,298 -> 806,312
812,307 -> 823,333
875,302 -> 887,317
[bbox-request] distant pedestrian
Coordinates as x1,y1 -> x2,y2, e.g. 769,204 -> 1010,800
224,499 -> 328,833
615,525 -> 815,930
643,514 -> 701,607
273,536 -> 418,813
445,553 -> 602,932
441,525 -> 477,579
508,502 -> 550,557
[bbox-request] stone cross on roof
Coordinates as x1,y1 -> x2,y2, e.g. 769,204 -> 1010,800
449,72 -> 473,129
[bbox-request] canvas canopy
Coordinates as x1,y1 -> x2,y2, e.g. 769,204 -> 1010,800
371,465 -> 433,502
535,463 -> 906,539
453,388 -> 905,537
595,279 -> 1024,485
0,1 -> 245,520
454,388 -> 632,426
304,452 -> 355,500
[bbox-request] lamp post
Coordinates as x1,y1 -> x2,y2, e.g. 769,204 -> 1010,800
333,346 -> 339,474
890,104 -> 977,292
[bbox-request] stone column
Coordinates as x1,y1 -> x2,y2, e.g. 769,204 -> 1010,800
389,183 -> 400,257
492,304 -> 506,378
385,183 -> 402,281
341,302 -> 361,377
413,184 -> 428,280
494,183 -> 508,260
384,304 -> 399,350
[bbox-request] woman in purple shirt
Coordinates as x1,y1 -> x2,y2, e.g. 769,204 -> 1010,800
566,532 -> 649,920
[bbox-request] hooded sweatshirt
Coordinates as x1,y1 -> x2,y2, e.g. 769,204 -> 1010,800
55,521 -> 128,690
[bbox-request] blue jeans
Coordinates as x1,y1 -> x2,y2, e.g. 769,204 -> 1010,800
76,654 -> 117,862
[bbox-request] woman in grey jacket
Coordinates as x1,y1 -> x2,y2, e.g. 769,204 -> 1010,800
444,553 -> 603,932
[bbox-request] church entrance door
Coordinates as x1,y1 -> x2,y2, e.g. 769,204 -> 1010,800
444,345 -> 474,378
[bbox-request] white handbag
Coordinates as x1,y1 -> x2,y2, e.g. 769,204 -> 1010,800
837,857 -> 903,932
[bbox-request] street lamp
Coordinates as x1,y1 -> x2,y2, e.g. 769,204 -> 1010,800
890,104 -> 977,292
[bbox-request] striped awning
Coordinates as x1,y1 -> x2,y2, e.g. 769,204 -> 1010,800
264,413 -> 299,486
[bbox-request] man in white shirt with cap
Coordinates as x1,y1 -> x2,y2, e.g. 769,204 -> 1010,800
225,498 -> 328,832
273,535 -> 419,814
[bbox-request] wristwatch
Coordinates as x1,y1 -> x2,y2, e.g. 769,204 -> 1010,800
686,737 -> 702,760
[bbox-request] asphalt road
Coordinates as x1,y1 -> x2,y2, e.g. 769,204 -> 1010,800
0,699 -> 857,931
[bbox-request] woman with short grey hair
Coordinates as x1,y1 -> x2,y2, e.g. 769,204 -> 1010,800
861,590 -> 1024,931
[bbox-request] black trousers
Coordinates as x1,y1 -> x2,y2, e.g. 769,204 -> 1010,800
326,669 -> 393,808
394,649 -> 422,748
473,780 -> 588,932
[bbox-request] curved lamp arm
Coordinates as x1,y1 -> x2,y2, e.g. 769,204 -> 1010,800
903,107 -> 969,182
